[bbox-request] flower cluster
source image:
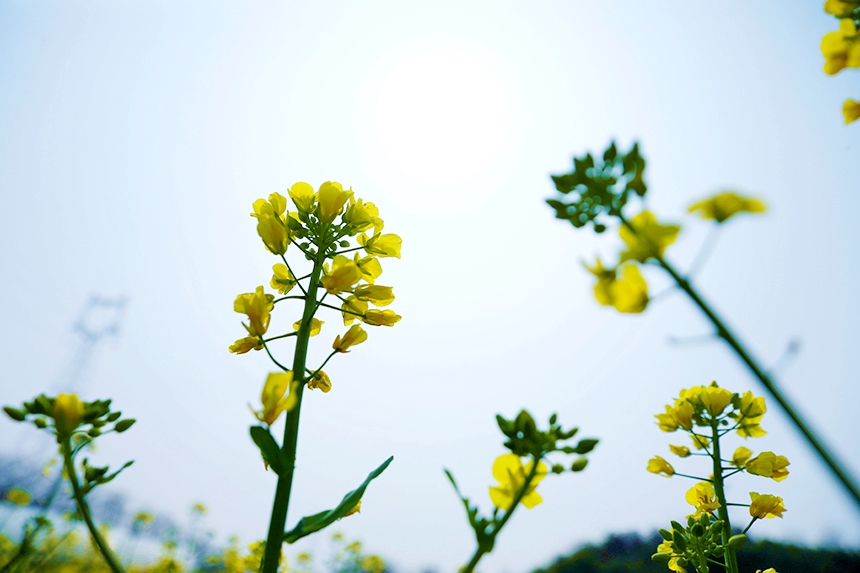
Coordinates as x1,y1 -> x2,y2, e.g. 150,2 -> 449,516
821,1 -> 860,123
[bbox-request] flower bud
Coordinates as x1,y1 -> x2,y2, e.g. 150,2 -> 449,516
3,407 -> 26,421
651,553 -> 671,565
728,534 -> 747,549
53,394 -> 84,437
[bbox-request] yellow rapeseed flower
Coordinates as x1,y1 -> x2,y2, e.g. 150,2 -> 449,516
229,336 -> 263,354
354,254 -> 382,284
733,390 -> 767,438
271,263 -> 296,295
647,456 -> 675,477
749,492 -> 786,519
317,181 -> 353,223
688,192 -> 767,223
358,231 -> 402,258
252,372 -> 298,426
619,211 -> 680,263
691,434 -> 710,450
700,385 -> 733,417
360,555 -> 386,573
669,445 -> 691,457
343,197 -> 382,233
293,317 -> 324,337
333,324 -> 368,353
323,256 -> 363,295
134,511 -> 156,526
583,259 -> 649,314
488,453 -> 548,510
342,295 -> 368,326
353,285 -> 395,307
732,446 -> 753,467
655,405 -> 680,432
5,488 -> 32,506
843,99 -> 860,123
656,540 -> 686,573
307,370 -> 332,393
364,309 -> 401,327
685,482 -> 721,517
53,393 -> 84,437
250,192 -> 287,219
288,182 -> 316,214
825,0 -> 860,16
821,18 -> 860,75
234,286 -> 275,337
746,452 -> 790,481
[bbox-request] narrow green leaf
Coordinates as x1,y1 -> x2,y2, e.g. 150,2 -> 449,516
283,456 -> 393,544
250,426 -> 287,476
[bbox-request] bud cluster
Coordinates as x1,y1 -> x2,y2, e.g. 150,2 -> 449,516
4,393 -> 135,444
652,515 -> 746,573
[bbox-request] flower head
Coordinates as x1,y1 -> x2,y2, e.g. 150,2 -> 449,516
333,324 -> 368,353
317,181 -> 353,223
343,197 -> 382,233
749,492 -> 787,519
252,372 -> 298,426
647,456 -> 675,477
323,256 -> 363,295
746,452 -> 790,481
584,259 -> 649,314
234,286 -> 274,337
288,182 -> 316,214
5,488 -> 32,507
732,446 -> 753,468
669,444 -> 691,458
488,453 -> 548,510
364,309 -> 402,327
825,0 -> 860,16
307,370 -> 332,393
359,231 -> 402,258
270,264 -> 296,295
229,336 -> 263,354
619,211 -> 680,263
353,285 -> 395,307
688,192 -> 767,223
293,317 -> 324,337
685,481 -> 721,517
53,393 -> 84,437
821,18 -> 860,75
843,98 -> 860,124
341,295 -> 368,326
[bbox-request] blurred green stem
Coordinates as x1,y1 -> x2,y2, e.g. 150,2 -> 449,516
60,439 -> 127,573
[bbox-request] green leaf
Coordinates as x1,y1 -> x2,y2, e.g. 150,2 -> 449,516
283,456 -> 393,544
574,438 -> 599,454
249,426 -> 288,476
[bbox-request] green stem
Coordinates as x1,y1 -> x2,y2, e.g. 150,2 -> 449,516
60,439 -> 127,573
710,420 -> 739,573
618,214 -> 860,512
260,247 -> 327,573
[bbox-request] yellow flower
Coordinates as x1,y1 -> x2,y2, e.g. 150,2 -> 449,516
584,259 -> 649,314
343,197 -> 382,233
134,511 -> 156,526
342,295 -> 368,326
256,214 -> 288,255
288,182 -> 316,214
53,393 -> 84,437
293,317 -> 324,337
5,488 -> 32,506
271,264 -> 296,295
234,286 -> 275,337
252,372 -> 298,426
733,391 -> 767,438
821,18 -> 860,75
317,181 -> 353,223
358,231 -> 402,258
746,452 -> 790,481
757,569 -> 778,573
250,192 -> 287,219
685,482 -> 721,517
655,405 -> 680,432
353,285 -> 395,307
323,256 -> 363,295
647,456 -> 675,477
656,541 -> 687,573
364,309 -> 401,327
673,399 -> 695,431
691,434 -> 710,450
732,446 -> 753,467
825,0 -> 860,16
488,453 -> 548,510
669,445 -> 691,457
700,385 -> 733,417
192,502 -> 208,515
688,192 -> 767,223
749,492 -> 786,519
354,254 -> 382,284
843,98 -> 860,124
333,325 -> 368,353
360,555 -> 385,573
229,336 -> 263,354
307,370 -> 332,393
297,552 -> 312,564
619,211 -> 680,263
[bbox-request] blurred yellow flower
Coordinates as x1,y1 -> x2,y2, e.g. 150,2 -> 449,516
358,231 -> 402,258
669,445 -> 691,457
584,259 -> 649,314
733,390 -> 767,438
343,197 -> 382,233
253,372 -> 298,426
691,434 -> 710,450
732,446 -> 753,467
191,502 -> 208,515
821,18 -> 860,75
134,511 -> 156,525
229,336 -> 263,354
844,98 -> 860,123
647,456 -> 675,477
488,453 -> 548,510
619,211 -> 680,263
364,309 -> 401,327
293,317 -> 324,337
360,555 -> 386,573
353,285 -> 395,307
655,405 -> 680,432
323,256 -> 363,295
825,0 -> 860,16
251,192 -> 287,219
317,181 -> 353,223
289,182 -> 316,213
700,385 -> 733,417
746,452 -> 790,481
749,492 -> 786,519
234,286 -> 274,337
333,324 -> 368,353
5,487 -> 31,506
685,482 -> 721,517
53,393 -> 84,437
271,263 -> 296,295
656,541 -> 686,573
307,370 -> 332,393
688,192 -> 767,223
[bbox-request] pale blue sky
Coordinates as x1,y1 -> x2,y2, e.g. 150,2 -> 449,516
1,2 -> 859,572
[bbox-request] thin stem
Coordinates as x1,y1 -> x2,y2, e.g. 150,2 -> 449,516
710,420 -> 739,573
281,255 -> 307,296
687,223 -> 721,278
617,214 -> 860,513
260,246 -> 327,573
674,472 -> 712,481
318,301 -> 364,317
262,341 -> 289,372
742,516 -> 758,534
61,439 -> 127,573
306,351 -> 338,384
334,245 -> 365,256
263,332 -> 298,343
273,296 -> 305,304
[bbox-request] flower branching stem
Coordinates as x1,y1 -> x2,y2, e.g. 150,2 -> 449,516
61,439 -> 127,573
710,420 -> 739,573
618,214 -> 860,512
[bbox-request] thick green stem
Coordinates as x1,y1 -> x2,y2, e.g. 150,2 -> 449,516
710,422 -> 739,573
61,439 -> 127,573
260,248 -> 327,573
617,215 -> 860,512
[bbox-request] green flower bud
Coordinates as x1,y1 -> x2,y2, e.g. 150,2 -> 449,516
651,553 -> 671,565
115,419 -> 136,433
691,523 -> 705,537
3,407 -> 26,422
728,534 -> 747,549
673,533 -> 688,553
659,529 -> 674,541
34,417 -> 48,429
571,458 -> 589,472
551,464 -> 565,474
